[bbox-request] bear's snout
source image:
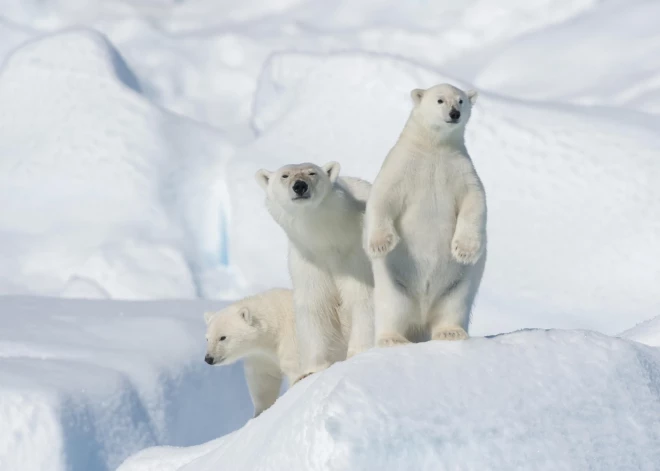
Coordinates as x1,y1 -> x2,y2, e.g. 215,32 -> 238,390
204,354 -> 215,365
449,108 -> 461,121
292,180 -> 309,196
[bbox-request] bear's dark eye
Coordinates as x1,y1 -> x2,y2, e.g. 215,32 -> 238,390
219,336 -> 227,341
459,99 -> 463,104
437,99 -> 444,104
309,172 -> 316,176
282,174 -> 289,179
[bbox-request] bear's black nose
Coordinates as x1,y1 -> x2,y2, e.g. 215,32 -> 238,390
449,108 -> 461,121
292,180 -> 308,196
204,354 -> 214,365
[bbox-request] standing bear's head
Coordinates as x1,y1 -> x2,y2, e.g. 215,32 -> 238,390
203,302 -> 265,366
255,161 -> 340,211
410,83 -> 478,138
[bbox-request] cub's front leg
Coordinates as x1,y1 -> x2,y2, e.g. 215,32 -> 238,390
364,183 -> 402,259
244,357 -> 282,418
451,177 -> 487,265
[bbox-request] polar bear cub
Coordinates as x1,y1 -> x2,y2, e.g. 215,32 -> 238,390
255,162 -> 374,380
365,83 -> 487,346
204,288 -> 298,417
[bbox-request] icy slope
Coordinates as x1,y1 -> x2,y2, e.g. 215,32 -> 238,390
0,296 -> 253,471
228,53 -> 660,335
119,330 -> 660,471
0,29 -> 236,299
473,0 -> 660,114
0,0 -> 598,130
621,315 -> 660,347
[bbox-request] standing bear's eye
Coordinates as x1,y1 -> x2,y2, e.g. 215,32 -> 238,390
281,174 -> 289,179
219,336 -> 227,341
437,99 -> 444,104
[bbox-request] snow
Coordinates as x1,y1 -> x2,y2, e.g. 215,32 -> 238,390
0,28 -> 239,300
0,0 -> 659,470
621,315 -> 660,348
0,296 -> 252,471
119,330 -> 660,471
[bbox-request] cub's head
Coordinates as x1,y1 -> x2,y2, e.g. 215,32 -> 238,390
203,303 -> 262,366
255,162 -> 340,210
410,83 -> 478,137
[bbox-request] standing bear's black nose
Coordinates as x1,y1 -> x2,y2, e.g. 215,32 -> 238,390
449,108 -> 461,121
292,180 -> 308,196
204,354 -> 214,365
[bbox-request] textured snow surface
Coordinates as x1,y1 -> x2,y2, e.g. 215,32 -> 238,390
0,29 -> 238,300
119,330 -> 660,471
0,0 -> 659,470
0,296 -> 252,471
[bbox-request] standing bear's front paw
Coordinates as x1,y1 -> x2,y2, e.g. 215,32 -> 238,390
451,233 -> 483,265
367,229 -> 399,259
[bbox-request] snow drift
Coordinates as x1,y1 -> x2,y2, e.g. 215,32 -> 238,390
0,29 -> 236,300
0,296 -> 253,471
119,329 -> 660,471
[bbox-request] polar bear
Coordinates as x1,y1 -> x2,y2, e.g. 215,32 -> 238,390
255,162 -> 374,380
204,288 -> 298,417
364,83 -> 487,346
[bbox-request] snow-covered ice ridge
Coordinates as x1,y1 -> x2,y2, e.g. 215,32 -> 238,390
0,296 -> 253,471
0,0 -> 659,470
120,330 -> 660,471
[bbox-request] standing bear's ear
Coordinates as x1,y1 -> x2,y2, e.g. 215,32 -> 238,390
411,88 -> 425,105
204,311 -> 216,325
255,169 -> 273,190
322,161 -> 341,183
467,89 -> 478,105
239,307 -> 256,326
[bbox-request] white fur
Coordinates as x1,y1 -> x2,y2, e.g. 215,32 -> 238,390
256,162 -> 374,379
204,288 -> 298,417
364,83 -> 487,346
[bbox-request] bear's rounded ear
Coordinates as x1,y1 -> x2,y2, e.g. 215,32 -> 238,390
255,169 -> 272,191
204,311 -> 216,325
411,88 -> 424,105
322,161 -> 341,183
239,307 -> 255,326
467,89 -> 478,105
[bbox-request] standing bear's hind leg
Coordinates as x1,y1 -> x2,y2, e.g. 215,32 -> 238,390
429,271 -> 482,341
373,260 -> 415,348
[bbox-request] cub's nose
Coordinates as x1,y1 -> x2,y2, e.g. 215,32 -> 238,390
204,354 -> 214,365
449,108 -> 461,121
292,180 -> 308,196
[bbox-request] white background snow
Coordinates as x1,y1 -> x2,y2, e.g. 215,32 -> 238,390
0,1 -> 659,470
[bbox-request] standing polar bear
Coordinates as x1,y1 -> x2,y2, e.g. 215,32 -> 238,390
365,83 -> 487,346
204,288 -> 298,417
256,162 -> 373,380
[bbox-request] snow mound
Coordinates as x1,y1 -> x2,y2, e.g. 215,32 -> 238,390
229,52 -> 660,334
620,315 -> 660,347
0,29 -> 237,299
0,296 -> 253,471
474,0 -> 660,114
119,330 -> 660,471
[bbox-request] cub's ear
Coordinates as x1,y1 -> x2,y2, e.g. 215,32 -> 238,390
239,307 -> 255,326
467,89 -> 478,105
411,88 -> 424,105
255,169 -> 272,190
322,161 -> 341,183
204,311 -> 216,325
